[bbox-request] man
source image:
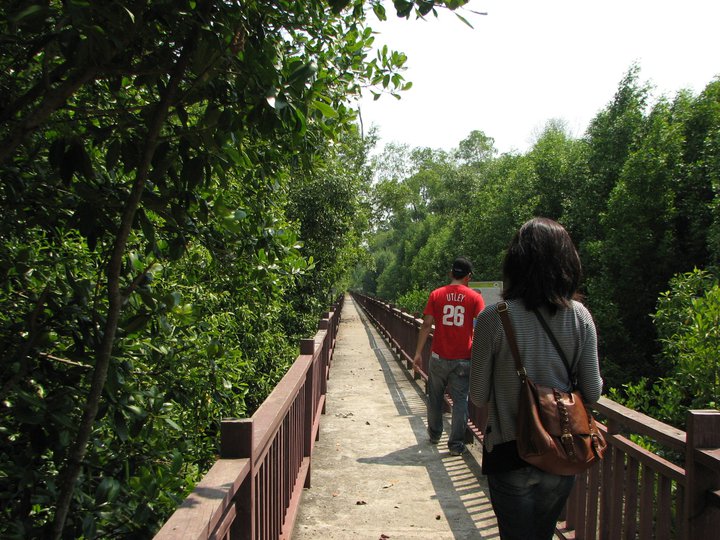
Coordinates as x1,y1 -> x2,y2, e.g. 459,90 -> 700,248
413,257 -> 485,456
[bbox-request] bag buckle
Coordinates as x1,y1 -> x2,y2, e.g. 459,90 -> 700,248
561,433 -> 576,458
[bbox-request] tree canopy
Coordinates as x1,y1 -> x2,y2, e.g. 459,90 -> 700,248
356,67 -> 720,414
0,0 -> 472,536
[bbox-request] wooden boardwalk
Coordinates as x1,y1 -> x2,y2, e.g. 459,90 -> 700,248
292,295 -> 500,539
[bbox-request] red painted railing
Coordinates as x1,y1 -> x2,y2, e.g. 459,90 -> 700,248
154,295 -> 343,540
351,291 -> 720,540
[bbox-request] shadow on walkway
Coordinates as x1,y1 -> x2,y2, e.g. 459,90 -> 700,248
293,296 -> 499,540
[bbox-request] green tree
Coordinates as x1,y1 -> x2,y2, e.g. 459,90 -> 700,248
285,127 -> 375,333
527,120 -> 584,221
358,70 -> 720,433
594,97 -> 684,383
568,66 -> 653,387
612,269 -> 720,429
0,0 -> 471,536
577,65 -> 651,245
454,129 -> 497,167
675,80 -> 720,267
459,151 -> 539,278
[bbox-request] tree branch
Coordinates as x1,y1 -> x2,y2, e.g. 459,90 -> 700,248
0,67 -> 98,165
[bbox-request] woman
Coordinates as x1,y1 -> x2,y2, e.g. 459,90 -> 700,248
469,217 -> 603,540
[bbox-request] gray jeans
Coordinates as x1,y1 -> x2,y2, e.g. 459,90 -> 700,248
427,355 -> 470,452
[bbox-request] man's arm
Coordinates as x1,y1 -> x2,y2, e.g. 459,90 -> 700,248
413,314 -> 434,367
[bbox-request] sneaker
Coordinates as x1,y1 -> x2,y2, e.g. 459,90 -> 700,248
429,435 -> 440,444
449,446 -> 467,456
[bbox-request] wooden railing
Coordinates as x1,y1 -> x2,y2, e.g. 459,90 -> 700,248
351,291 -> 720,540
154,295 -> 343,540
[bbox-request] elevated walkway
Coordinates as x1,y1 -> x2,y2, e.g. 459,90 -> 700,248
157,292 -> 720,539
293,295 -> 500,539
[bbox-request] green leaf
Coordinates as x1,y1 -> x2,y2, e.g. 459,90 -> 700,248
170,449 -> 183,473
372,3 -> 387,20
294,107 -> 307,136
181,157 -> 205,189
312,101 -> 338,118
126,405 -> 146,419
164,417 -> 182,431
328,0 -> 352,14
393,0 -> 414,18
82,514 -> 97,539
96,477 -> 121,503
288,62 -> 317,88
124,313 -> 151,334
123,6 -> 135,23
106,139 -> 121,170
168,236 -> 186,260
454,12 -> 475,29
114,411 -> 129,442
417,0 -> 434,16
129,251 -> 143,272
165,291 -> 182,309
10,5 -> 45,23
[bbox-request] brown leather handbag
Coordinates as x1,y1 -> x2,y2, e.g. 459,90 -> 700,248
497,302 -> 606,476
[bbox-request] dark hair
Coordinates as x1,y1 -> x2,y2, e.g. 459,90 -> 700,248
502,217 -> 582,312
451,256 -> 473,279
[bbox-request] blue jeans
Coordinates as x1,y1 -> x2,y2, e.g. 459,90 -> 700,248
488,467 -> 575,540
427,356 -> 470,452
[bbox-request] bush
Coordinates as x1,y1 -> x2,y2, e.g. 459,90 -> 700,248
395,288 -> 430,318
611,268 -> 720,430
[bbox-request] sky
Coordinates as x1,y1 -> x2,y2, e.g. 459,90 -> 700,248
355,0 -> 720,155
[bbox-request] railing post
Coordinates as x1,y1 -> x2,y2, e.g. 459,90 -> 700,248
321,320 -> 331,413
412,318 -> 422,380
683,409 -> 720,539
318,318 -> 331,377
301,338 -> 316,488
221,419 -> 253,459
220,419 -> 254,540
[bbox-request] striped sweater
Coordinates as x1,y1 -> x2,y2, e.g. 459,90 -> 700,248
469,298 -> 603,451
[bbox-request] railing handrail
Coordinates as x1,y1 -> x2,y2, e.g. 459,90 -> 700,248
155,294 -> 343,539
594,396 -> 686,451
250,350 -> 317,459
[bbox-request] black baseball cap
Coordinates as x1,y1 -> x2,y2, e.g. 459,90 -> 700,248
451,257 -> 473,279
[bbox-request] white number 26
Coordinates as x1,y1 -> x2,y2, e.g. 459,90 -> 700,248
442,305 -> 465,327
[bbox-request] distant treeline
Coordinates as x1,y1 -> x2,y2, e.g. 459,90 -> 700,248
354,66 -> 720,414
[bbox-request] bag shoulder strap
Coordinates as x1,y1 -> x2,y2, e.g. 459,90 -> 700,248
496,302 -> 526,380
532,309 -> 576,386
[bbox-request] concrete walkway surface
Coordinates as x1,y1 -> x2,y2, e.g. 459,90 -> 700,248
293,296 -> 500,540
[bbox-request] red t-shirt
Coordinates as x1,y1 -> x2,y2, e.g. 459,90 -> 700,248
424,284 -> 485,359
